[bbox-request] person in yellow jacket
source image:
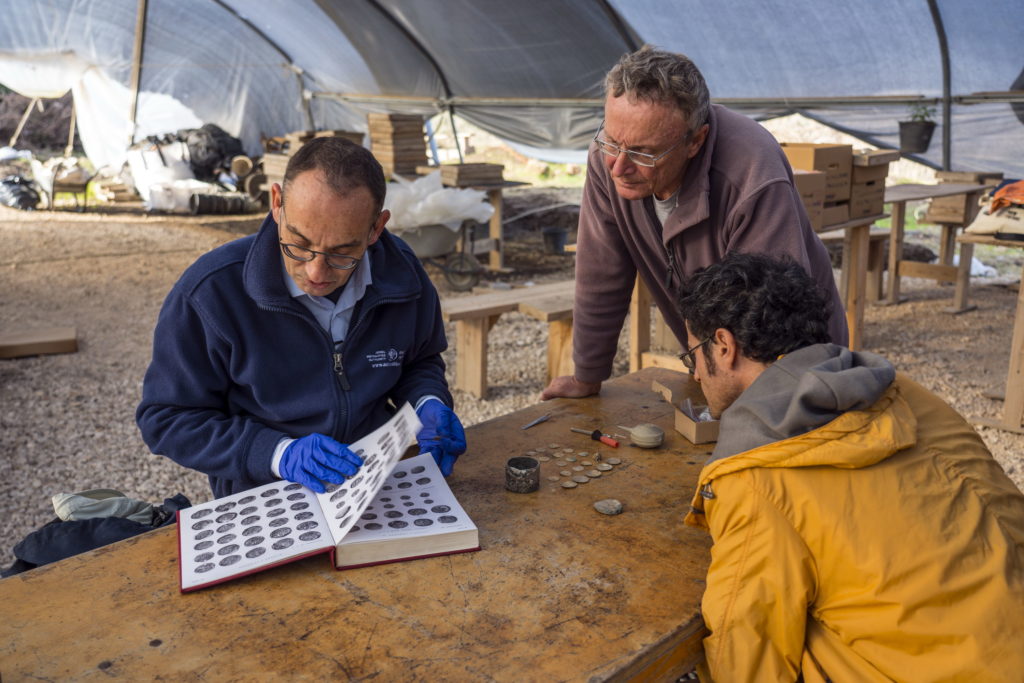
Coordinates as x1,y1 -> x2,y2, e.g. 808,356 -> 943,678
677,252 -> 1024,682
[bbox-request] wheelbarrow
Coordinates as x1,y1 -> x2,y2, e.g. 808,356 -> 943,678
393,221 -> 482,291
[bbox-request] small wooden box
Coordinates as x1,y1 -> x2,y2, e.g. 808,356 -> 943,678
652,380 -> 719,445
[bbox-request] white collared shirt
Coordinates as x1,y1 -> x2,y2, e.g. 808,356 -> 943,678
282,250 -> 373,344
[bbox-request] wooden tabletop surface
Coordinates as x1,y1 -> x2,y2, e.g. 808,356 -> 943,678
0,367 -> 713,681
884,182 -> 992,204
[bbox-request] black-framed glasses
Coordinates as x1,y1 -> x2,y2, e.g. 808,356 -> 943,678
279,241 -> 361,270
593,121 -> 689,168
277,205 -> 363,271
678,336 -> 713,372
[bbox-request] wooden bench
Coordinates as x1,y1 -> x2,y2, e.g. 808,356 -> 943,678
442,280 -> 574,397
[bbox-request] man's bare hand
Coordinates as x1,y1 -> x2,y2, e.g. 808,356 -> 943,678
540,375 -> 602,401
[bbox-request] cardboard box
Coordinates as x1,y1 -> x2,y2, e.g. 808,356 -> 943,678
652,380 -> 719,445
782,143 -> 853,202
793,169 -> 826,231
822,201 -> 850,227
849,180 -> 885,219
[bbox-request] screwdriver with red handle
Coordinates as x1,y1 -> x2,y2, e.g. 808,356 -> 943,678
570,427 -> 619,448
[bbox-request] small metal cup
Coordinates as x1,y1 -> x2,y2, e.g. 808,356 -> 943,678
505,456 -> 540,493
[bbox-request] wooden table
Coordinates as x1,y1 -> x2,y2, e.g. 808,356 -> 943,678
883,183 -> 992,311
957,233 -> 1024,435
0,368 -> 713,680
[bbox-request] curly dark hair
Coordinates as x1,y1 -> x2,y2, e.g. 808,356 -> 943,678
676,252 -> 832,364
283,137 -> 385,213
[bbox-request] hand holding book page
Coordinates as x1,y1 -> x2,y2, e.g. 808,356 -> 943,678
178,403 -> 424,591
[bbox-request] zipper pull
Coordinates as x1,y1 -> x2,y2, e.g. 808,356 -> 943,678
664,246 -> 677,291
333,351 -> 351,390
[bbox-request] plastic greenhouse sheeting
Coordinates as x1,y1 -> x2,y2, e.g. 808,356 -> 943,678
1,0 -> 1021,177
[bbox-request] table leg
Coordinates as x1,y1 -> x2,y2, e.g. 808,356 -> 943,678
454,315 -> 499,398
845,223 -> 869,350
629,276 -> 652,372
486,188 -> 505,271
938,224 -> 957,268
885,201 -> 906,305
974,271 -> 1024,434
948,239 -> 977,314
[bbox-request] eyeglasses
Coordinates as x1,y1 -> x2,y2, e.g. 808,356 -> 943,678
593,121 -> 689,167
678,336 -> 712,373
277,205 -> 362,271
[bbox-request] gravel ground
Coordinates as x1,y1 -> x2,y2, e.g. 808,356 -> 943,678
2,189 -> 1022,568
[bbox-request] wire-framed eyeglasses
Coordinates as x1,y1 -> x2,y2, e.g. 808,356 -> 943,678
593,121 -> 689,167
678,336 -> 713,373
277,204 -> 363,270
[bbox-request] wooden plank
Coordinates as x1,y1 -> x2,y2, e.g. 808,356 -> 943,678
640,351 -> 687,373
518,292 -> 574,322
0,327 -> 78,359
897,260 -> 958,282
441,281 -> 574,322
629,277 -> 652,372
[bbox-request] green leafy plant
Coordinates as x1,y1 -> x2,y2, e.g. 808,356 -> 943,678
906,102 -> 936,122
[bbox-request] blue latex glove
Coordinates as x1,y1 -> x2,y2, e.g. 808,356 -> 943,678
416,400 -> 467,476
279,433 -> 363,494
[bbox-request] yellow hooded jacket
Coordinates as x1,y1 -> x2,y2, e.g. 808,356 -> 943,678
684,345 -> 1024,682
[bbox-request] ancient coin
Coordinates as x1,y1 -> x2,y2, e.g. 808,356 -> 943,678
547,475 -> 561,482
572,465 -> 584,472
571,475 -> 590,484
593,499 -> 623,515
596,463 -> 613,471
606,457 -> 621,465
586,470 -> 602,478
561,481 -> 578,489
559,470 -> 572,477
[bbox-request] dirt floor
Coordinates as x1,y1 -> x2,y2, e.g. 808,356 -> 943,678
1,191 -> 1022,565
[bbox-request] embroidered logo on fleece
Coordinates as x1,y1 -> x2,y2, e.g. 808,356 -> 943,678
366,348 -> 404,368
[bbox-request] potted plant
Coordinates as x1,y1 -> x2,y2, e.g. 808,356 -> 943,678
899,103 -> 937,154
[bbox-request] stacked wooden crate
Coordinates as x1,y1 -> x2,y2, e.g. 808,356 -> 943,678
260,129 -> 365,200
782,143 -> 853,227
924,170 -> 1004,224
415,163 -> 505,188
849,149 -> 899,219
368,114 -> 427,178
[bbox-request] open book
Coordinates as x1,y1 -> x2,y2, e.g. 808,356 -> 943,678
177,403 -> 479,592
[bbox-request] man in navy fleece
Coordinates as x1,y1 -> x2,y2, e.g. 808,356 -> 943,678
137,137 -> 466,498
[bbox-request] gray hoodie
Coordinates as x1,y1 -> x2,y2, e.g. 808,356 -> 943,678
711,343 -> 896,463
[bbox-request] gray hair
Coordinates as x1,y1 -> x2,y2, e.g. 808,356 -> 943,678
605,45 -> 711,131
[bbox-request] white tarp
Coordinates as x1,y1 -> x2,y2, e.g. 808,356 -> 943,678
1,0 -> 1021,176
